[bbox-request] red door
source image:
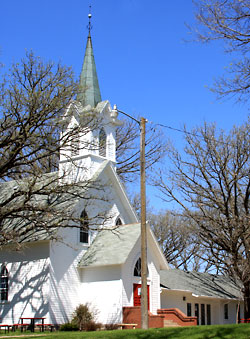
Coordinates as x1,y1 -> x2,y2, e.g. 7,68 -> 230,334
133,284 -> 150,310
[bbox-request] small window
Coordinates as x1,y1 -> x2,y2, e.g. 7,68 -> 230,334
224,304 -> 228,320
0,265 -> 8,301
116,217 -> 122,226
134,258 -> 141,277
187,303 -> 192,317
99,128 -> 106,157
80,210 -> 89,244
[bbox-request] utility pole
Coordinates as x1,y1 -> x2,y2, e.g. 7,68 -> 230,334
140,117 -> 148,329
117,110 -> 148,329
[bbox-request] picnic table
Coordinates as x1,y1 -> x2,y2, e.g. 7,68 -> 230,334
20,317 -> 46,332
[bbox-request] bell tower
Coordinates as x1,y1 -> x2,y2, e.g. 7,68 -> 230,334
59,10 -> 122,183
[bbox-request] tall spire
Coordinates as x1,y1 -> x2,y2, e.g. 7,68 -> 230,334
77,8 -> 102,108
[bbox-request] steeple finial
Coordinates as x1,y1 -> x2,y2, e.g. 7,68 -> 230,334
77,7 -> 102,108
87,6 -> 92,36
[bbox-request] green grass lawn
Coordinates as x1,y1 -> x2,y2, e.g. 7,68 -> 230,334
1,324 -> 250,339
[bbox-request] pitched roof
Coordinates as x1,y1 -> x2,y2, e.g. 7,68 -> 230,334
0,171 -> 86,245
160,269 -> 242,300
78,223 -> 141,267
0,161 -> 138,246
77,32 -> 102,108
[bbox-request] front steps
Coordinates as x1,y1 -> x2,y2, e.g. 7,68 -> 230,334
123,307 -> 197,328
158,308 -> 197,326
164,319 -> 180,327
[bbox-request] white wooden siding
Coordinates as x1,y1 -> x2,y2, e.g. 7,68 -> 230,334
0,242 -> 50,324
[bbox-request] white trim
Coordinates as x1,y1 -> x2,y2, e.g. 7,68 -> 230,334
161,287 -> 243,301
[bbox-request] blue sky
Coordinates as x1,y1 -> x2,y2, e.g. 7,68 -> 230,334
1,0 -> 249,210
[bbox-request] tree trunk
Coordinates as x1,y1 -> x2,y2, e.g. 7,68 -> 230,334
244,282 -> 250,318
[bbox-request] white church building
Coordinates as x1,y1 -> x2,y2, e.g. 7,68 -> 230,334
0,19 -> 243,328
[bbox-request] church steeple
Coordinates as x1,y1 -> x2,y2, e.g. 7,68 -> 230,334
77,11 -> 102,108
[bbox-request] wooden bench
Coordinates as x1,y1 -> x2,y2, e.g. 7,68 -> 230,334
12,323 -> 30,332
240,318 -> 250,323
37,323 -> 55,332
0,324 -> 12,334
117,323 -> 137,329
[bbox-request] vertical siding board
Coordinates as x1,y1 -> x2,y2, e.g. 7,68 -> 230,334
0,242 -> 50,324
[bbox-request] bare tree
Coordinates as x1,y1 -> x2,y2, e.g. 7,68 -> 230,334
129,192 -> 210,272
156,121 -> 250,317
116,118 -> 166,183
0,52 -> 110,248
0,51 -> 166,248
192,0 -> 250,102
149,210 -> 213,272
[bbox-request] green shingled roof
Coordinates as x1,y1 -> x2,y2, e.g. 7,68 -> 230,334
78,223 -> 141,267
160,269 -> 242,300
77,32 -> 102,108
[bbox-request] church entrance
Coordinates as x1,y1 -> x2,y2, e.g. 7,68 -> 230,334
133,283 -> 150,310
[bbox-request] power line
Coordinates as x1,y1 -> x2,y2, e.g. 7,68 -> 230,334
154,123 -> 201,139
152,122 -> 238,148
116,108 -> 244,148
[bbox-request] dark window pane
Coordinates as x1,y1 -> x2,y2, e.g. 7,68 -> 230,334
201,304 -> 205,325
134,258 -> 141,277
116,218 -> 122,226
187,303 -> 192,317
80,210 -> 89,244
224,304 -> 228,319
0,266 -> 8,301
207,304 -> 211,325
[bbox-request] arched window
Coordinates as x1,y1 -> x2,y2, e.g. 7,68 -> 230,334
0,265 -> 8,301
115,217 -> 122,226
71,136 -> 79,156
134,258 -> 141,277
99,128 -> 106,157
80,210 -> 89,244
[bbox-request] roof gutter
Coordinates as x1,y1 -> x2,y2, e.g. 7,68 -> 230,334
161,287 -> 243,301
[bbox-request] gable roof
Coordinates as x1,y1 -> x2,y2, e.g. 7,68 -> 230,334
78,222 -> 169,270
98,161 -> 138,223
160,269 -> 242,300
0,160 -> 138,246
79,223 -> 141,267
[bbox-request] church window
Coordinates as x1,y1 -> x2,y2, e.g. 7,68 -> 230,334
0,265 -> 8,301
99,128 -> 106,157
80,210 -> 89,244
134,258 -> 141,277
71,136 -> 79,156
115,217 -> 122,226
